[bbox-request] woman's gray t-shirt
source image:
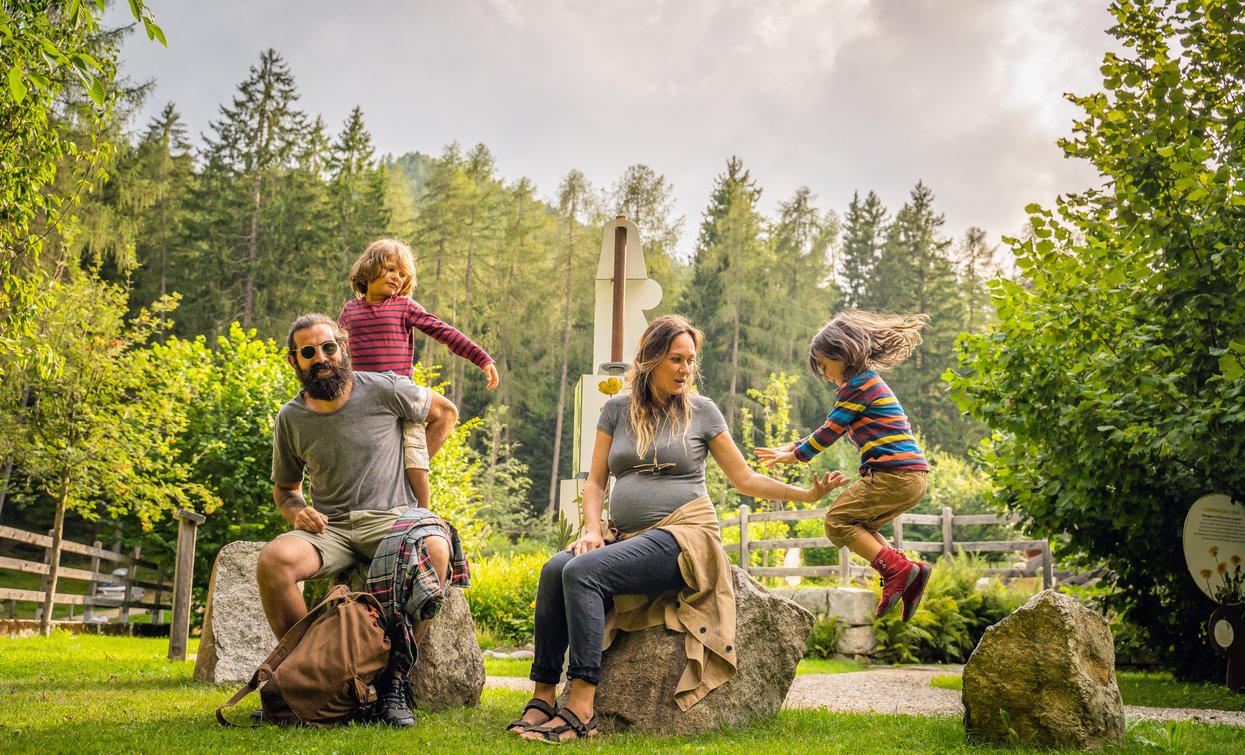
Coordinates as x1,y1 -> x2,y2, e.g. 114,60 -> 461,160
596,394 -> 729,533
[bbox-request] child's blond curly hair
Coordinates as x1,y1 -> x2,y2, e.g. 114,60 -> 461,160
349,238 -> 417,298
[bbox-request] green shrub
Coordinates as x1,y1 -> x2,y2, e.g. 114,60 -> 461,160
466,551 -> 548,644
805,616 -> 842,659
872,552 -> 1032,664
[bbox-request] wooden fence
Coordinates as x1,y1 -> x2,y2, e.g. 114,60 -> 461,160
0,509 -> 204,660
721,505 -> 1053,589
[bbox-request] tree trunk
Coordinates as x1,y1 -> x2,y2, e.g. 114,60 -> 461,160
243,170 -> 262,328
39,474 -> 70,637
547,210 -> 577,517
728,312 -> 741,428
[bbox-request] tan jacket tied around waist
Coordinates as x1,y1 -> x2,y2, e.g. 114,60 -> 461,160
602,495 -> 736,711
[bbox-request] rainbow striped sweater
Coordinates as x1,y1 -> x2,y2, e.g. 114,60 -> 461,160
794,371 -> 928,473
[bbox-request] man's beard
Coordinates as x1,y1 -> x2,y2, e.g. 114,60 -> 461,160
296,357 -> 351,401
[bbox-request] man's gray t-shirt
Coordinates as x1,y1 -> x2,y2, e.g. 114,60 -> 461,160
597,394 -> 729,533
271,371 -> 430,518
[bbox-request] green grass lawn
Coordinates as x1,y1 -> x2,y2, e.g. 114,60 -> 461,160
1,633 -> 1242,754
928,671 -> 1245,712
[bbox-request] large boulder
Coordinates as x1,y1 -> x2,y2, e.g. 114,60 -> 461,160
963,589 -> 1124,750
407,586 -> 485,710
586,567 -> 812,735
194,541 -> 274,684
194,540 -> 484,711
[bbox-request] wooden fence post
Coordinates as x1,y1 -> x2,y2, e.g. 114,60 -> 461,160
168,509 -> 205,662
84,539 -> 101,623
154,564 -> 167,624
941,506 -> 954,561
838,547 -> 851,583
893,518 -> 905,551
120,546 -> 140,624
1041,541 -> 1053,589
737,505 -> 750,576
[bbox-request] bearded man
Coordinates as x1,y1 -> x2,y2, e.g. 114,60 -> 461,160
255,313 -> 458,725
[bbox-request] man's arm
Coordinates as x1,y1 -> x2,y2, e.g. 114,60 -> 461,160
273,480 -> 328,533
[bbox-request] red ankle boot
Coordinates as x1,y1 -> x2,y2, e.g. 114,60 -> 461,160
901,561 -> 932,621
870,547 -> 919,617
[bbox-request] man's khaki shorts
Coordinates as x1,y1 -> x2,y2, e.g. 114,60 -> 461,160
279,506 -> 408,579
402,420 -> 430,471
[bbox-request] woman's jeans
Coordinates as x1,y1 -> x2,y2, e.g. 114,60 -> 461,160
530,528 -> 685,686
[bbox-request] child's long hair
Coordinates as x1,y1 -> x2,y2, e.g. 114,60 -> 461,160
625,314 -> 703,458
349,238 -> 417,298
809,309 -> 929,382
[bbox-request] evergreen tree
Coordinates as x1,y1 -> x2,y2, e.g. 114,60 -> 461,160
771,186 -> 840,425
838,191 -> 888,309
955,226 -> 999,333
123,103 -> 197,313
872,181 -> 972,452
610,164 -> 687,311
329,106 -> 389,270
682,157 -> 772,427
194,49 -> 308,335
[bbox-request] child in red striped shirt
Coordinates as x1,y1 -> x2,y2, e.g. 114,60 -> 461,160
339,238 -> 499,508
756,310 -> 931,621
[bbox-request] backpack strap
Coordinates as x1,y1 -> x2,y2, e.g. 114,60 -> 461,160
216,585 -> 354,726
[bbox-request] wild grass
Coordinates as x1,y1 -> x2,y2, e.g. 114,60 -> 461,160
1,633 -> 1242,753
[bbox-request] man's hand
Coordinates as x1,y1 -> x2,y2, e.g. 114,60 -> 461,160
755,443 -> 799,468
568,530 -> 604,556
293,506 -> 329,534
482,363 -> 500,391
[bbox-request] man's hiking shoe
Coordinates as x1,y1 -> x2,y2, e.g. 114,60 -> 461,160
901,561 -> 932,621
871,547 -> 919,618
374,674 -> 416,727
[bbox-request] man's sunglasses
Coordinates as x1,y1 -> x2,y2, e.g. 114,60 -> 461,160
294,341 -> 340,360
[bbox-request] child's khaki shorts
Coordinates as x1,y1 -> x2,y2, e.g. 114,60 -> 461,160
823,469 -> 928,548
402,420 -> 430,471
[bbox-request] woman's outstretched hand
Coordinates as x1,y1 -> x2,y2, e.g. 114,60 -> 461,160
754,442 -> 798,467
803,470 -> 850,502
568,530 -> 605,556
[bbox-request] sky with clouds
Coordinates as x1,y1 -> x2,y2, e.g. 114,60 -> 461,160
109,0 -> 1117,258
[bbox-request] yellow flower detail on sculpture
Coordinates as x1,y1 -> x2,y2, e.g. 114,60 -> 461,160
1233,556 -> 1242,566
1210,546 -> 1219,556
598,377 -> 622,395
1201,569 -> 1213,579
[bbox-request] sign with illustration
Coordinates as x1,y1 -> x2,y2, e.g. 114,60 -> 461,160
1183,493 -> 1245,605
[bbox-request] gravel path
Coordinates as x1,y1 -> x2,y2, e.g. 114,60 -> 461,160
485,668 -> 1245,728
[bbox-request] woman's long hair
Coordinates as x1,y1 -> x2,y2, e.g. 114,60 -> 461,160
625,314 -> 704,458
809,309 -> 929,382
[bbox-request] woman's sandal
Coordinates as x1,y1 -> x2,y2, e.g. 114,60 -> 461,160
526,705 -> 599,744
505,697 -> 556,734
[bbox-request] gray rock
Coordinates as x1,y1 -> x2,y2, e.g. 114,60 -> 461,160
772,587 -> 827,617
584,567 -> 812,735
963,589 -> 1124,750
195,539 -> 485,713
194,541 -> 274,684
825,587 -> 876,626
836,624 -> 878,656
510,649 -> 535,660
407,586 -> 485,710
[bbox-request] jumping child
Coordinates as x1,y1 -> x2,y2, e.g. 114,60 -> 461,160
339,238 -> 499,508
755,310 -> 931,621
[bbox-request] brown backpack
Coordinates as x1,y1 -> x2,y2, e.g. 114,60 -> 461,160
217,584 -> 392,726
